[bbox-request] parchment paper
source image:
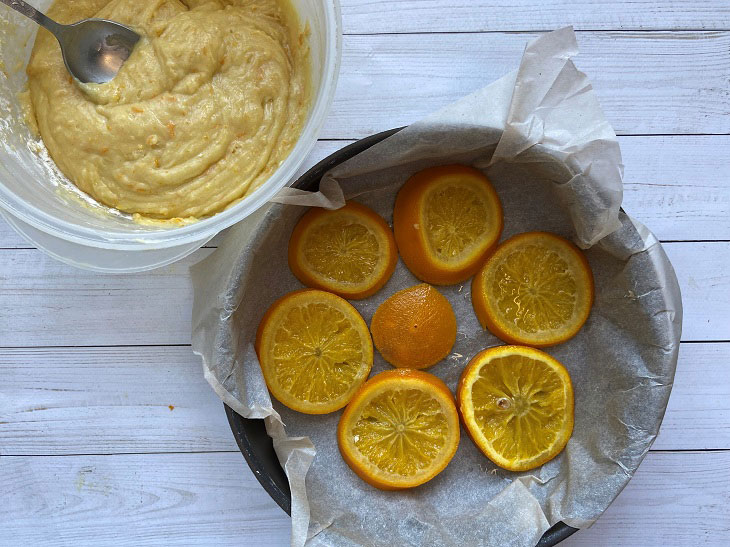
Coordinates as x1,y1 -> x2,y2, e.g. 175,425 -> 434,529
191,28 -> 682,547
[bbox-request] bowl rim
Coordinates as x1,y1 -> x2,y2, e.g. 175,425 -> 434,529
0,0 -> 343,250
223,127 -> 579,546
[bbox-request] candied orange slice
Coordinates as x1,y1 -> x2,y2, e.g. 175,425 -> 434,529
288,201 -> 397,299
393,165 -> 503,285
457,345 -> 574,471
255,289 -> 373,414
338,369 -> 460,489
472,232 -> 594,347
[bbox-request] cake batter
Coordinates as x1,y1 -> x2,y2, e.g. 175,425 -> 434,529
26,0 -> 310,219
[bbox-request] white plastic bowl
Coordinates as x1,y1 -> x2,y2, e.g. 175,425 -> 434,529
0,0 -> 341,272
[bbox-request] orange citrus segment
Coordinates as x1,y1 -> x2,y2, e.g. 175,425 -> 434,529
393,165 -> 503,285
255,289 -> 373,414
338,369 -> 460,489
370,283 -> 457,369
472,232 -> 594,347
457,345 -> 574,471
289,201 -> 398,299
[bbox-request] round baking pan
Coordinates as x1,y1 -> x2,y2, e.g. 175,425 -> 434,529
224,128 -> 579,546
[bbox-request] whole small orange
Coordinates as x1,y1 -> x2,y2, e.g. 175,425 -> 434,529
370,283 -> 457,369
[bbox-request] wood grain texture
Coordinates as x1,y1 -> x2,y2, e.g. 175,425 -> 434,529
323,32 -> 730,139
561,451 -> 730,546
0,346 -> 236,456
341,1 -> 730,33
620,135 -> 730,242
0,242 -> 725,347
0,249 -> 212,347
653,343 -> 730,450
1,451 -> 727,546
0,343 -> 726,456
1,3 -> 728,544
2,134 -> 729,248
0,452 -> 290,547
664,242 -> 730,342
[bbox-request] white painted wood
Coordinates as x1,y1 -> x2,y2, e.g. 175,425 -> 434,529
323,32 -> 730,139
653,343 -> 730,450
0,242 -> 725,347
1,451 -> 727,546
560,451 -> 730,546
2,134 -> 728,249
0,343 -> 726,456
620,135 -> 730,242
663,242 -> 730,342
0,452 -> 290,546
0,3 -> 728,545
0,224 -> 28,249
341,1 -> 730,33
0,249 -> 212,347
0,346 -> 236,456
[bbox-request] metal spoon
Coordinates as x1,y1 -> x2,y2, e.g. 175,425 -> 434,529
1,0 -> 140,84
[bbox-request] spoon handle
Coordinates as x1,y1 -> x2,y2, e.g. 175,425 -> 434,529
0,0 -> 63,35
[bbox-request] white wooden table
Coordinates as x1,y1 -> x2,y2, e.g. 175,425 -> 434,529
2,2 -> 730,545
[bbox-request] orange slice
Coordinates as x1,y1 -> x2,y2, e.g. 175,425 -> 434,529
472,232 -> 594,347
255,289 -> 373,414
370,283 -> 457,369
457,345 -> 574,472
288,201 -> 398,299
338,369 -> 460,490
393,164 -> 503,285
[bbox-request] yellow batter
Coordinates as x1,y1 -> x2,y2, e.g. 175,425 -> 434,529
26,0 -> 310,220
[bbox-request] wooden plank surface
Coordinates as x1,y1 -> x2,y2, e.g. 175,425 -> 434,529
2,135 -> 728,249
342,1 -> 730,33
0,241 -> 725,347
561,451 -> 730,546
0,452 -> 290,547
663,242 -> 730,342
0,250 -> 210,347
1,2 -> 729,544
0,342 -> 726,456
325,32 -> 730,139
653,343 -> 730,451
619,135 -> 730,242
0,346 -> 236,456
1,451 -> 727,546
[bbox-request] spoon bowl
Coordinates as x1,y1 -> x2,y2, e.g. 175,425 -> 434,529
59,18 -> 140,84
1,0 -> 140,83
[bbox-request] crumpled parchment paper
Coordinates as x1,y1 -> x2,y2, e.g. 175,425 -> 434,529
191,27 -> 682,547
